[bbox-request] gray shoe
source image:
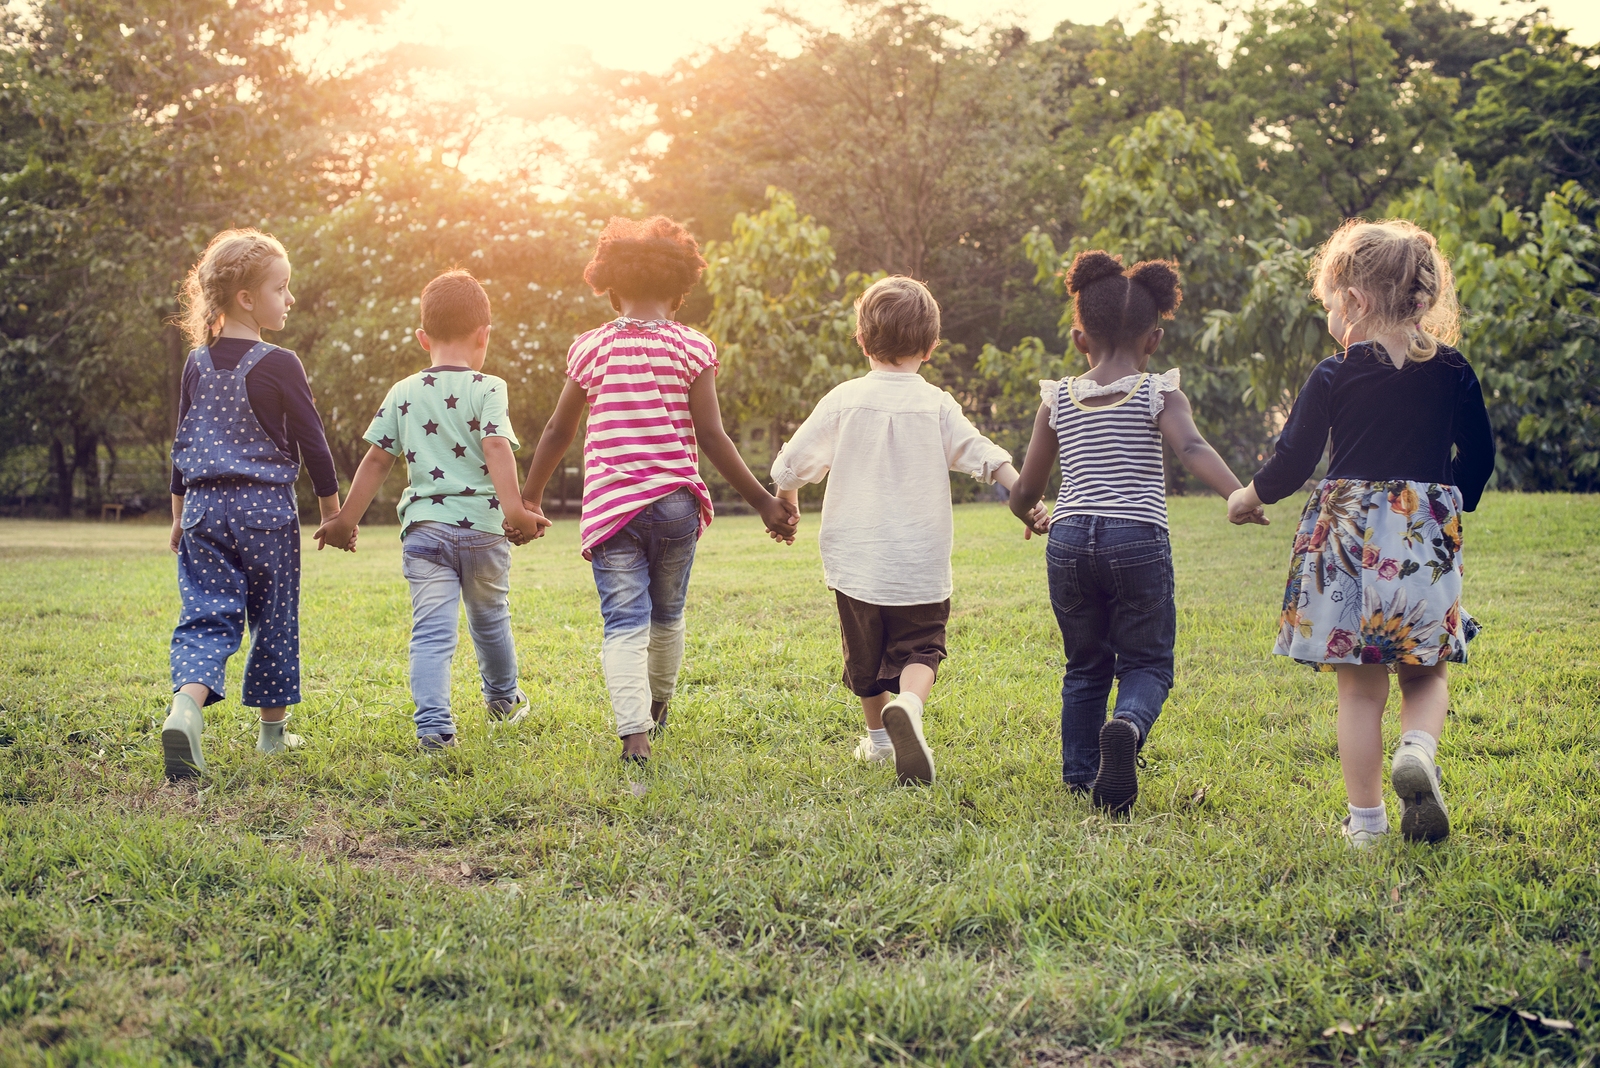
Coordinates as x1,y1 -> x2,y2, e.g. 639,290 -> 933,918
1341,815 -> 1387,849
1391,743 -> 1449,843
161,692 -> 206,780
256,715 -> 304,755
486,689 -> 528,725
419,734 -> 457,751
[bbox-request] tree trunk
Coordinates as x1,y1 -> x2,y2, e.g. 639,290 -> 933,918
49,435 -> 72,517
73,429 -> 101,513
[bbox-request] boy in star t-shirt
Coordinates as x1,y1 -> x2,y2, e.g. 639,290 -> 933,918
316,271 -> 548,749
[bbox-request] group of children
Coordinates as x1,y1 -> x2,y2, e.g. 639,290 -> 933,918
161,211 -> 1493,849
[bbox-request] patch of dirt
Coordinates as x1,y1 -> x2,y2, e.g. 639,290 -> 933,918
1022,1038 -> 1282,1067
292,823 -> 509,887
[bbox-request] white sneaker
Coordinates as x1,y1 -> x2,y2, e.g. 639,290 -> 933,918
880,695 -> 934,786
1341,815 -> 1387,849
1391,743 -> 1449,842
853,736 -> 894,763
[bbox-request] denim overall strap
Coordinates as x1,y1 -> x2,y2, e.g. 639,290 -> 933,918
171,342 -> 301,487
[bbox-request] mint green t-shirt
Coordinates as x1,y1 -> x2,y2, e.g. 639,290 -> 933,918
363,366 -> 520,536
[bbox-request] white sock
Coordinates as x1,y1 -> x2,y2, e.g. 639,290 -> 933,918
1347,802 -> 1389,835
868,727 -> 890,748
1399,729 -> 1439,763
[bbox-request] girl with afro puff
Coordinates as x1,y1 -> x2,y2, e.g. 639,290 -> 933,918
1008,251 -> 1265,814
515,216 -> 799,763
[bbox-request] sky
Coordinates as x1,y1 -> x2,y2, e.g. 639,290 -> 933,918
378,0 -> 1598,77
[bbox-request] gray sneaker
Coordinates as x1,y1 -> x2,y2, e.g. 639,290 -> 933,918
486,689 -> 528,725
1391,742 -> 1449,843
419,733 -> 457,752
161,692 -> 206,780
1340,815 -> 1388,849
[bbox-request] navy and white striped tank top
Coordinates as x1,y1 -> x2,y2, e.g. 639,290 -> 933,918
1045,369 -> 1179,530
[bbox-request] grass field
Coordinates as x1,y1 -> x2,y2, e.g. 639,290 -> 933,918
1,494 -> 1597,1067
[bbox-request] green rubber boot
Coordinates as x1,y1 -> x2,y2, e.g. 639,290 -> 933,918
256,715 -> 304,755
161,692 -> 206,780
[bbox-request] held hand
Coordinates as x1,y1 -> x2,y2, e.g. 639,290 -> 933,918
1226,487 -> 1271,526
169,519 -> 183,554
313,515 -> 355,552
760,495 -> 798,545
1020,502 -> 1051,539
505,506 -> 552,544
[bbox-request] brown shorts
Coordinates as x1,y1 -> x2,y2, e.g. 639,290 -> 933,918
834,590 -> 949,698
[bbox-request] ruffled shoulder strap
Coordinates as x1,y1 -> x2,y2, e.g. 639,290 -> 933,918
1039,379 -> 1061,428
1148,367 -> 1182,420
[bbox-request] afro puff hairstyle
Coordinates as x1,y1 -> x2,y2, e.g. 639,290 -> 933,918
582,215 -> 708,309
1065,250 -> 1182,347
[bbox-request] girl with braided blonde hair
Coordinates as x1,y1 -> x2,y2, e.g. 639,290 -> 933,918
1229,218 -> 1494,849
161,228 -> 346,781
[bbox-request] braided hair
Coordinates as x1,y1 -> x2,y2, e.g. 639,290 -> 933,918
177,228 -> 289,348
1065,251 -> 1183,348
1309,219 -> 1459,364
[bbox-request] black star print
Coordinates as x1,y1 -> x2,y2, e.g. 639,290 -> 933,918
481,421 -> 498,435
421,374 -> 436,386
461,487 -> 476,496
376,406 -> 385,418
422,420 -> 439,435
480,464 -> 489,474
472,373 -> 484,382
488,497 -> 500,510
429,467 -> 445,480
451,443 -> 467,458
398,401 -> 410,416
444,395 -> 459,409
455,517 -> 474,529
405,450 -> 416,463
467,418 -> 481,432
428,494 -> 447,505
376,435 -> 395,451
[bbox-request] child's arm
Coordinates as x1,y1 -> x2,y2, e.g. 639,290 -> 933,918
688,372 -> 798,540
773,488 -> 800,544
313,445 -> 393,551
1155,390 -> 1268,525
1008,402 -> 1058,536
517,379 -> 587,519
169,493 -> 185,554
483,436 -> 550,543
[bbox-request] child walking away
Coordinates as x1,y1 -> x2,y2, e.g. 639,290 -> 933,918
513,216 -> 798,764
163,229 -> 347,780
772,276 -> 1045,786
1008,252 -> 1265,813
1228,220 -> 1494,847
314,271 -> 548,749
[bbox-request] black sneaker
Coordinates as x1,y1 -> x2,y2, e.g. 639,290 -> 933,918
1091,718 -> 1140,814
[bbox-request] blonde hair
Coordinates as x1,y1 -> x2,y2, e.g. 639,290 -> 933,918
177,228 -> 290,348
854,276 -> 940,362
1309,219 -> 1459,364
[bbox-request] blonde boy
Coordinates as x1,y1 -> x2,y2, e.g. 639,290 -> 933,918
771,277 -> 1045,785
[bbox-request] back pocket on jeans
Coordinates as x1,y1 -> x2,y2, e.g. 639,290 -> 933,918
1109,551 -> 1173,613
1046,553 -> 1084,614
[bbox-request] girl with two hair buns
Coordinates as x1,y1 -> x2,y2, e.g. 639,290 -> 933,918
1009,251 -> 1264,814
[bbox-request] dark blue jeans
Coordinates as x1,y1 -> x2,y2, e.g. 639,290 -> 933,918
1046,515 -> 1176,786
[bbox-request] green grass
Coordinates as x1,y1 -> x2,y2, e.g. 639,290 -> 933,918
1,494 -> 1597,1067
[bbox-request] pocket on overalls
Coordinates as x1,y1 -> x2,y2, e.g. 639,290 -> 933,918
239,510 -> 296,531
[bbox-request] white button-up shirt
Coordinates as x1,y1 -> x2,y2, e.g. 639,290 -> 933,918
771,369 -> 1012,605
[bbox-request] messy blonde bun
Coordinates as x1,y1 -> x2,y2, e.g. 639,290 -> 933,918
177,228 -> 290,348
1309,219 -> 1459,364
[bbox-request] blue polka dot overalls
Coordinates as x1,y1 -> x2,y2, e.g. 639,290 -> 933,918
170,343 -> 304,709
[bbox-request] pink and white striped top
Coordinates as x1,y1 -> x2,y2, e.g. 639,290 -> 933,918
567,318 -> 718,552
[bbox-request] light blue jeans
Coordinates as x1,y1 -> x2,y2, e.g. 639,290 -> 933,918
591,488 -> 700,735
402,522 -> 520,738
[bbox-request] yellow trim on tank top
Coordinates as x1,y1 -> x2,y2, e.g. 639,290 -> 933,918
1066,372 -> 1148,413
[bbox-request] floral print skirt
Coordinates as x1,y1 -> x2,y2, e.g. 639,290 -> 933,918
1275,479 -> 1478,671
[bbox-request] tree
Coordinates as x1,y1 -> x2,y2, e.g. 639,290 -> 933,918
1456,25 -> 1600,207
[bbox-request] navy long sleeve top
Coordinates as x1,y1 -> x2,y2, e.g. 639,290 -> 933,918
170,338 -> 341,498
1252,342 -> 1496,511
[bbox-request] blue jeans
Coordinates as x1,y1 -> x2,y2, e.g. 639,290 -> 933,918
402,522 -> 520,738
591,488 -> 700,735
1046,515 -> 1176,785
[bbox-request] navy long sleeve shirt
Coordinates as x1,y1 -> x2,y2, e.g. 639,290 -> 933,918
1252,342 -> 1496,511
170,338 -> 341,498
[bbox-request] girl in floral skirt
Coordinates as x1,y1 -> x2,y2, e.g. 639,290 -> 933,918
1228,219 -> 1495,847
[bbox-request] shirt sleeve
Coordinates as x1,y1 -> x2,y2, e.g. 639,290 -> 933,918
363,384 -> 403,456
277,352 -> 341,498
771,396 -> 838,492
477,378 -> 519,449
942,395 -> 1012,482
679,327 -> 720,379
1451,360 -> 1496,511
1252,359 -> 1335,505
1148,367 -> 1182,420
169,354 -> 199,496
